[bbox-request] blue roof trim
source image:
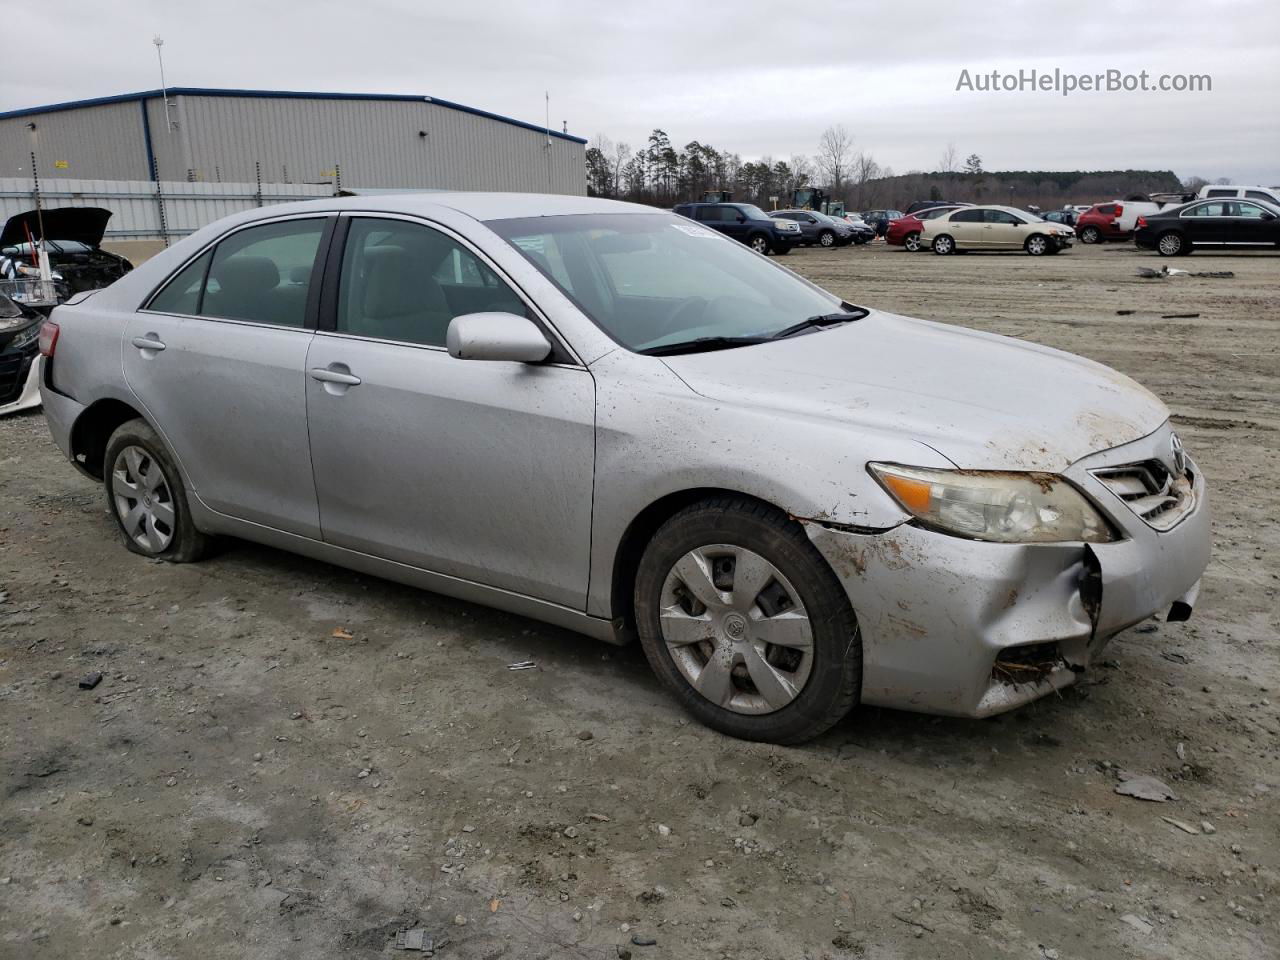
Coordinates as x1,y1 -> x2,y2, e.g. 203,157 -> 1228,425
0,87 -> 588,144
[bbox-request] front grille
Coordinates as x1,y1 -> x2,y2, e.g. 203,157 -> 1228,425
1092,459 -> 1195,531
0,352 -> 27,404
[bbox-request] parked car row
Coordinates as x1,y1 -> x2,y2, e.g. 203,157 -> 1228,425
671,202 -> 879,255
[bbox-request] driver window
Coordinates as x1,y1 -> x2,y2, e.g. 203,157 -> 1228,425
337,218 -> 525,347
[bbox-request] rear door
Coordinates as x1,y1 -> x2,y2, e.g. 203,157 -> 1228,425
1179,201 -> 1229,244
948,208 -> 984,247
304,214 -> 596,607
124,215 -> 331,537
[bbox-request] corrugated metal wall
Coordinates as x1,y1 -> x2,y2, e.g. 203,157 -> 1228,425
0,177 -> 331,242
0,101 -> 150,181
3,93 -> 585,195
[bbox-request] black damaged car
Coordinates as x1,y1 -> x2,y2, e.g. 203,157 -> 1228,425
1,207 -> 133,295
0,291 -> 43,416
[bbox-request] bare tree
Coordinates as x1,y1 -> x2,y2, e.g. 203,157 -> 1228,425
939,142 -> 958,174
817,125 -> 853,194
850,152 -> 880,207
610,141 -> 633,198
789,153 -> 814,188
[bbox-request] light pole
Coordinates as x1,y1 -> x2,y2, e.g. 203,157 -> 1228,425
153,35 -> 174,132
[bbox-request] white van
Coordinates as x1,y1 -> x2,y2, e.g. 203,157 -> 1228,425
1198,184 -> 1280,207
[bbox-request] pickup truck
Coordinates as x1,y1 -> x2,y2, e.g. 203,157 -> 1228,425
1074,193 -> 1192,244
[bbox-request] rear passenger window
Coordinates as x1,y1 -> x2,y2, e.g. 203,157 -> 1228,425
148,250 -> 211,315
201,219 -> 326,327
952,209 -> 984,223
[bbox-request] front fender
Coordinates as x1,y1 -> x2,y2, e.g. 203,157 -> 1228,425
585,349 -> 939,618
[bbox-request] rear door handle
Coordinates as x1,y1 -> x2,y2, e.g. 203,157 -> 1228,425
308,367 -> 361,386
131,335 -> 166,352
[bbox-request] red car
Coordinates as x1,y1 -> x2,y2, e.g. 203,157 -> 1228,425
1073,203 -> 1127,244
886,205 -> 962,251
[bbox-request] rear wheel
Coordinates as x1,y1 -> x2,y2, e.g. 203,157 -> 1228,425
103,419 -> 211,562
903,231 -> 921,252
1025,234 -> 1050,256
1079,226 -> 1101,244
1156,231 -> 1186,256
932,234 -> 955,255
634,497 -> 861,744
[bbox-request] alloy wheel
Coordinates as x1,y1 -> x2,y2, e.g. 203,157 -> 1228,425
111,445 -> 176,553
659,544 -> 814,715
1081,226 -> 1100,244
1027,236 -> 1048,255
904,232 -> 920,252
820,232 -> 835,247
1158,233 -> 1183,256
750,236 -> 769,254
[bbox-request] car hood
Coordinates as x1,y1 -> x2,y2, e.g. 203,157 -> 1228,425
1,207 -> 111,248
661,310 -> 1168,472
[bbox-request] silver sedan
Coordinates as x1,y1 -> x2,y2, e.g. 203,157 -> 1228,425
39,193 -> 1210,743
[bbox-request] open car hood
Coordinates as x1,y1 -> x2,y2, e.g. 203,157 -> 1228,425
1,207 -> 112,248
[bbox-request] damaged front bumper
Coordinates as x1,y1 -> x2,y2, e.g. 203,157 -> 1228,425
804,428 -> 1210,717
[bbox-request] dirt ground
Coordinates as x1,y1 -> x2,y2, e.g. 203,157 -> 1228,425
1,241 -> 1277,960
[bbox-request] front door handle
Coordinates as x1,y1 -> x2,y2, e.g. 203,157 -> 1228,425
308,366 -> 362,386
131,334 -> 166,352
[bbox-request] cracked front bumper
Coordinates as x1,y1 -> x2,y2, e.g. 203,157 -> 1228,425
803,432 -> 1210,717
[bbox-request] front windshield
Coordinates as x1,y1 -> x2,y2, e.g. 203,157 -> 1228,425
737,204 -> 770,220
487,213 -> 845,352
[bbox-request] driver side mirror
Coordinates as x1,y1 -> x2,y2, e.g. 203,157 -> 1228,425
735,215 -> 746,223
446,312 -> 551,363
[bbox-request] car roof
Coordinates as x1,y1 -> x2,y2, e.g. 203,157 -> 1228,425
233,192 -> 658,225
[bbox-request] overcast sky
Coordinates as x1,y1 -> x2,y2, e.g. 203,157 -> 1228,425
6,0 -> 1278,183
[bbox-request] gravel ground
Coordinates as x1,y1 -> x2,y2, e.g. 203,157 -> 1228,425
1,241 -> 1277,960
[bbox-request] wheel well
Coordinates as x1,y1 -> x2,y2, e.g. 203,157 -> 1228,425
71,399 -> 145,479
610,488 -> 787,637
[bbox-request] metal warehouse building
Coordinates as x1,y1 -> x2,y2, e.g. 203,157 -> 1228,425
0,87 -> 586,194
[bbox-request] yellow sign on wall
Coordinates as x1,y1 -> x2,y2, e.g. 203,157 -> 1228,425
54,160 -> 69,169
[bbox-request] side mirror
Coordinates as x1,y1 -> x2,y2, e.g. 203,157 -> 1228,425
735,215 -> 746,223
1,246 -> 17,257
446,312 -> 551,363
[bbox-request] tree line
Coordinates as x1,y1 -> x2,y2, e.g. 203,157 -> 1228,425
586,126 -> 1217,211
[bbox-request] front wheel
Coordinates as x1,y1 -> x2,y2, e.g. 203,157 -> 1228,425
748,234 -> 770,254
634,497 -> 861,744
818,230 -> 836,247
932,234 -> 955,255
1025,234 -> 1050,256
103,418 -> 212,562
1079,226 -> 1101,244
903,231 -> 921,252
1157,231 -> 1187,256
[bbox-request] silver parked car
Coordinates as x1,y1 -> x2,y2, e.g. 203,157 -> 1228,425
39,194 -> 1210,744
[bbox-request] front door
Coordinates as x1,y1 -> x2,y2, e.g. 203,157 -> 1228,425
304,215 -> 596,609
123,215 -> 331,537
1179,201 -> 1230,244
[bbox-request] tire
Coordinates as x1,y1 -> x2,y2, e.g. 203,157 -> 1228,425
818,230 -> 835,248
1025,234 -> 1050,256
747,234 -> 770,255
633,496 -> 861,744
1156,231 -> 1186,256
932,234 -> 955,255
103,418 -> 212,562
903,231 -> 921,252
1079,226 -> 1101,244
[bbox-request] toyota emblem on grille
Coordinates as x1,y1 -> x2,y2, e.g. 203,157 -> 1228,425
1169,433 -> 1187,476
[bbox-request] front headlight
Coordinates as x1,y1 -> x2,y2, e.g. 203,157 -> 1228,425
869,463 -> 1115,543
8,321 -> 41,350
776,221 -> 800,232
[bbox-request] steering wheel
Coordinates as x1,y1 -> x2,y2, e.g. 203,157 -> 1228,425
655,296 -> 710,337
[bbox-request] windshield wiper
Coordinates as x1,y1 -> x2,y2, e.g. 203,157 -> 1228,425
770,309 -> 867,340
638,335 -> 773,357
